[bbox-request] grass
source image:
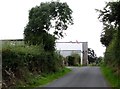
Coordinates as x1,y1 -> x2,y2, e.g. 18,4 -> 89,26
100,64 -> 120,88
15,67 -> 71,89
32,68 -> 71,87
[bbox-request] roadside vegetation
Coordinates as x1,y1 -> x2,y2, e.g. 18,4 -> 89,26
67,52 -> 81,66
2,1 -> 73,89
97,0 -> 120,88
15,67 -> 71,89
2,44 -> 65,89
100,63 -> 120,88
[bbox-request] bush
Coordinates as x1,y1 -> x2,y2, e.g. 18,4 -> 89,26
104,30 -> 120,76
67,53 -> 81,66
105,32 -> 119,67
2,44 -> 63,88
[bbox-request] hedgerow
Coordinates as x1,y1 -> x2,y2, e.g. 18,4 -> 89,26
104,30 -> 120,75
2,44 -> 63,89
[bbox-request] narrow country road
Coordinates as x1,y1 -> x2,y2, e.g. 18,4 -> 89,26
0,55 -> 2,89
35,66 -> 110,88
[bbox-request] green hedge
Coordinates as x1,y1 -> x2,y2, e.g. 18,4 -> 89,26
105,31 -> 120,67
104,30 -> 120,77
2,44 -> 63,88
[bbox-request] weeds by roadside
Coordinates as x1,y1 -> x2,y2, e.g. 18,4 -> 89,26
100,63 -> 120,88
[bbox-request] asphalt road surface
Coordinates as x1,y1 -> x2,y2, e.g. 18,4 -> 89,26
0,65 -> 1,89
42,66 -> 110,87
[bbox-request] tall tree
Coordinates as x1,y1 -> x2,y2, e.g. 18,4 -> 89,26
97,1 -> 120,65
24,1 -> 73,51
88,48 -> 97,64
97,1 -> 120,28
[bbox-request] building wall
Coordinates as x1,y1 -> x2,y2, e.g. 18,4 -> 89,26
82,42 -> 88,65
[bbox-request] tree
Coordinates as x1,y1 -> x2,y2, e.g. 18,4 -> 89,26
67,53 -> 81,66
96,56 -> 103,64
100,24 -> 116,47
24,1 -> 73,51
97,1 -> 120,67
88,48 -> 97,64
97,1 -> 120,28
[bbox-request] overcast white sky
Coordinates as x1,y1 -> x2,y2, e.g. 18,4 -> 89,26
0,0 -> 113,57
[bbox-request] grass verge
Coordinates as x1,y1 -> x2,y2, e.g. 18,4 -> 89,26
100,64 -> 120,88
15,67 -> 71,89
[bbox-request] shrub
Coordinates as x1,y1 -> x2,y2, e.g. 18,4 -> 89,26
2,44 -> 63,88
67,53 -> 81,66
104,30 -> 120,75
